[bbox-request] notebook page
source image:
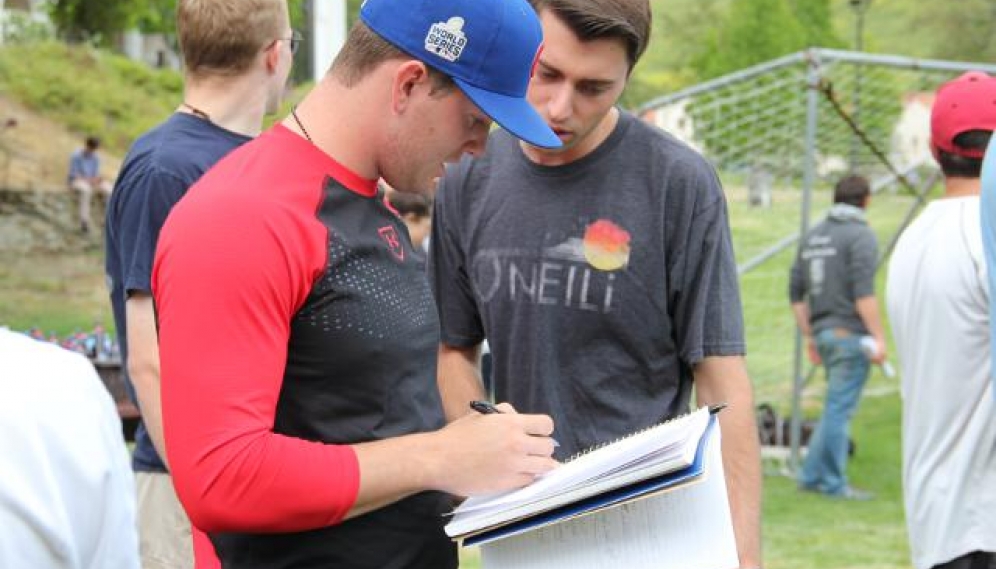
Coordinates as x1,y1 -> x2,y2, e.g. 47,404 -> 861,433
453,407 -> 710,517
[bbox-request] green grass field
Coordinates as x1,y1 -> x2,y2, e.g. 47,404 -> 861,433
718,184 -> 918,569
0,181 -> 926,569
0,246 -> 109,335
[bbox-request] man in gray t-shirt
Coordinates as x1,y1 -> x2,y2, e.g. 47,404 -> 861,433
789,174 -> 887,500
429,1 -> 761,566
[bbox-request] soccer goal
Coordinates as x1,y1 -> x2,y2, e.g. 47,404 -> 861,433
637,48 -> 996,471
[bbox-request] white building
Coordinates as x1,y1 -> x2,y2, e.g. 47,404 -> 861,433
640,100 -> 701,153
890,92 -> 934,172
0,0 -> 50,45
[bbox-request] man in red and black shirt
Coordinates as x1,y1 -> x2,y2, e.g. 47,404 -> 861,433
152,0 -> 562,567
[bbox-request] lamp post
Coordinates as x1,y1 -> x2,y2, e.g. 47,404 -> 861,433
849,0 -> 871,170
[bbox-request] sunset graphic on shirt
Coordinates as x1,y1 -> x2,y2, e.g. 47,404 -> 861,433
583,219 -> 631,271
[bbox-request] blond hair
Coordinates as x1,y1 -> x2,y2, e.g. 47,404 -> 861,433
177,0 -> 287,78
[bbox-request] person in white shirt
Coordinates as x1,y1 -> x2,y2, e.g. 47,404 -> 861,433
0,327 -> 139,569
886,71 -> 996,569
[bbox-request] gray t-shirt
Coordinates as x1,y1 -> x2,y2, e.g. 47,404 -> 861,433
430,111 -> 745,459
789,204 -> 878,335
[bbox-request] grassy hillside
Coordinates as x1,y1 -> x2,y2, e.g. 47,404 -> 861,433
0,41 -> 309,190
1,0 -> 983,143
0,41 -> 182,156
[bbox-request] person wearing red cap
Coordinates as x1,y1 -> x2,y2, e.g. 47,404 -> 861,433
886,71 -> 996,569
151,0 -> 561,567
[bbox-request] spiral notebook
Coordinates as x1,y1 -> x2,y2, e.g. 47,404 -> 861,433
445,405 -> 721,543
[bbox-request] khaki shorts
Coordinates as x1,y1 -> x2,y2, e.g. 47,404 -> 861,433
136,472 -> 194,569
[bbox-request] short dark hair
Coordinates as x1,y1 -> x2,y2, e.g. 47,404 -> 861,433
332,21 -> 454,94
387,191 -> 431,218
936,130 -> 992,179
529,0 -> 651,72
833,175 -> 870,207
85,136 -> 100,150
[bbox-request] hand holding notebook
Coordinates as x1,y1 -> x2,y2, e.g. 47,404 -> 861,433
446,405 -> 720,541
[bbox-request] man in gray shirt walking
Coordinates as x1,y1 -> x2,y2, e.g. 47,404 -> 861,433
789,174 -> 887,500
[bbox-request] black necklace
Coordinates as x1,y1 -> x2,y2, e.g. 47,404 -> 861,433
181,102 -> 211,122
291,106 -> 313,144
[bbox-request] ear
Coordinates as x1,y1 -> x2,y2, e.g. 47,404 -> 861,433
392,60 -> 431,115
264,41 -> 281,74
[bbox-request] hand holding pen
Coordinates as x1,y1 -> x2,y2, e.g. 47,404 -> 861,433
421,399 -> 558,496
471,400 -> 560,448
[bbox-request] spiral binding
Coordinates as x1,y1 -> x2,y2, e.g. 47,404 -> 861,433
563,405 -> 718,463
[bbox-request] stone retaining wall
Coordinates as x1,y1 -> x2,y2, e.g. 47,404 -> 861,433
0,187 -> 103,252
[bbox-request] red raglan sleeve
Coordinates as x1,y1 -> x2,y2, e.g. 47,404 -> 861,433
152,174 -> 360,534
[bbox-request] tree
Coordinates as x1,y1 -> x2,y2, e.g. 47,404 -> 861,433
790,0 -> 842,49
693,0 -> 806,79
49,0 -> 317,47
346,0 -> 362,26
133,0 -> 175,36
911,0 -> 996,63
47,0 -> 137,45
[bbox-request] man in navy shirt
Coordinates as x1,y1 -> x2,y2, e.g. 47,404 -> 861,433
104,0 -> 295,565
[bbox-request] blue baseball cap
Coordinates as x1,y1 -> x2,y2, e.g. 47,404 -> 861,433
360,0 -> 562,149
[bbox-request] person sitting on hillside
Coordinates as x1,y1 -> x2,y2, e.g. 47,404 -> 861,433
67,135 -> 113,234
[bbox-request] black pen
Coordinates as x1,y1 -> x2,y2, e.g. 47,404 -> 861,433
709,402 -> 728,415
470,400 -> 502,415
470,400 -> 560,447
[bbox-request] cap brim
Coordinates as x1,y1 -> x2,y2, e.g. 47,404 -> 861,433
455,79 -> 562,149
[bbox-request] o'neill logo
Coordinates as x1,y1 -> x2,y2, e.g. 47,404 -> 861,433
425,16 -> 467,62
378,226 -> 405,261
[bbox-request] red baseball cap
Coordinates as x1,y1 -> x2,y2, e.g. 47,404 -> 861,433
931,71 -> 996,159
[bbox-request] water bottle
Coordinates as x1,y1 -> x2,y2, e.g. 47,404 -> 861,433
859,335 -> 896,378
